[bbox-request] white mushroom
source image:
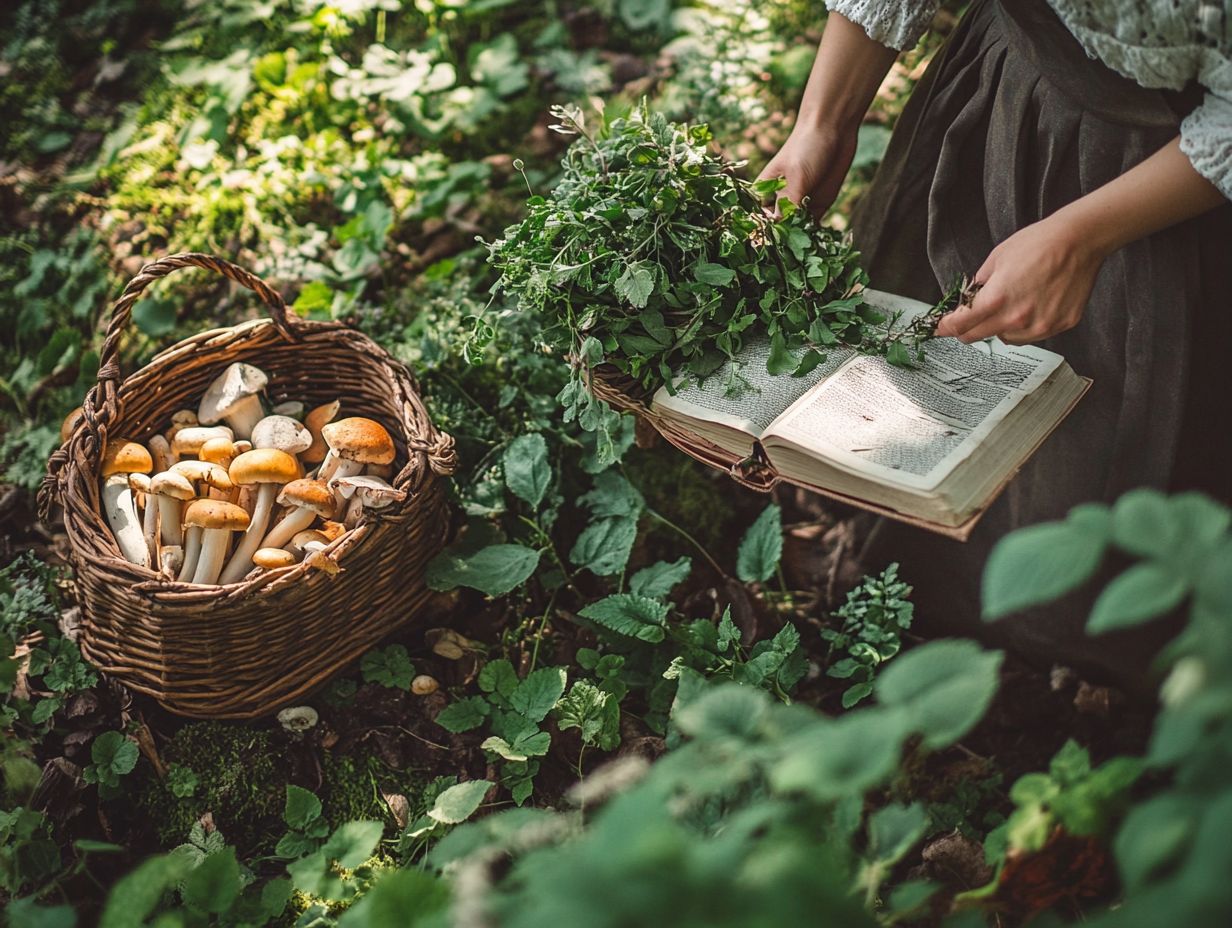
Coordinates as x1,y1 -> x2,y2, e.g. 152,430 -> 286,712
271,400 -> 304,419
159,545 -> 183,580
147,434 -> 173,473
259,479 -> 335,550
218,449 -> 299,585
100,440 -> 154,567
331,474 -> 406,529
128,473 -> 157,562
171,425 -> 235,461
149,471 -> 195,548
284,529 -> 330,559
251,415 -> 312,457
198,362 -> 268,441
164,409 -> 198,454
277,706 -> 319,732
318,417 -> 395,494
184,500 -> 250,586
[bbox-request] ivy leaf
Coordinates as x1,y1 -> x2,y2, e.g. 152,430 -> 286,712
426,544 -> 541,597
428,780 -> 493,825
503,433 -> 551,509
629,557 -> 692,599
615,263 -> 655,308
579,594 -> 669,642
435,696 -> 491,733
737,503 -> 782,583
509,666 -> 568,722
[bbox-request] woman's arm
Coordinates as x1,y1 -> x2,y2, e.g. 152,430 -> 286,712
757,14 -> 897,213
936,137 -> 1228,345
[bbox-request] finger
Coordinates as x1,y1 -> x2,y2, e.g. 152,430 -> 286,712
935,285 -> 1004,338
955,307 -> 1029,344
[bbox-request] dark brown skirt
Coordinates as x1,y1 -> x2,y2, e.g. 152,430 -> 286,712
851,0 -> 1232,688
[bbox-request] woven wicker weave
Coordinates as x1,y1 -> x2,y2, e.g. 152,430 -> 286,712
39,253 -> 456,719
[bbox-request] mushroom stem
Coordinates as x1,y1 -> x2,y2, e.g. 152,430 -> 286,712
322,458 -> 364,512
225,396 -> 264,441
158,496 -> 185,547
192,528 -> 231,585
218,483 -> 278,584
261,506 -> 320,551
143,495 -> 160,560
103,475 -> 150,567
179,526 -> 203,582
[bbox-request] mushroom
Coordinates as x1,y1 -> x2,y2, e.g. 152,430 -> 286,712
318,417 -> 395,487
277,706 -> 319,732
198,362 -> 268,440
259,479 -> 334,550
253,547 -> 297,570
411,675 -> 439,696
302,400 -> 341,467
184,500 -> 251,586
171,425 -> 235,461
100,440 -> 154,566
218,449 -> 299,585
128,473 -> 158,562
60,407 -> 84,443
271,400 -> 304,419
170,460 -> 233,497
285,529 -> 330,559
147,434 -> 173,473
149,471 -> 195,548
367,461 -> 395,480
199,438 -> 244,499
251,415 -> 312,457
319,520 -> 346,542
159,545 -> 183,580
330,474 -> 406,529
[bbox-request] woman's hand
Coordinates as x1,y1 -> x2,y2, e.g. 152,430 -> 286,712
935,215 -> 1108,345
757,124 -> 858,216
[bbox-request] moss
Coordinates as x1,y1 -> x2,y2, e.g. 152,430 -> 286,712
281,854 -> 399,925
136,722 -> 286,854
320,751 -> 428,833
624,446 -> 736,555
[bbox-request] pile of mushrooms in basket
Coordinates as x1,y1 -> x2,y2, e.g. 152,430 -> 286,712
80,361 -> 405,586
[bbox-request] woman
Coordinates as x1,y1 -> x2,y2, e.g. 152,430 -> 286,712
760,1 -> 1232,686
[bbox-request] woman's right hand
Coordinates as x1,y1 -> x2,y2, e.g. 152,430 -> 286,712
757,123 -> 858,217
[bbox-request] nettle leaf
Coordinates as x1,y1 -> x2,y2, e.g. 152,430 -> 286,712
579,594 -> 669,642
428,780 -> 493,825
503,433 -> 551,509
570,516 -> 638,577
615,262 -> 655,308
435,696 -> 491,733
982,518 -> 1107,619
579,471 -> 644,519
737,503 -> 783,583
629,557 -> 692,599
427,544 -> 541,597
510,667 -> 568,722
1087,562 -> 1189,634
876,639 -> 1003,749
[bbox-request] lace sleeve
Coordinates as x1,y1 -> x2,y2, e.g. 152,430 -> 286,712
1180,92 -> 1232,201
824,0 -> 940,51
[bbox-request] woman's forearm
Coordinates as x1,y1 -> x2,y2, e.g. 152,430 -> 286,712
1056,137 -> 1227,258
795,14 -> 898,134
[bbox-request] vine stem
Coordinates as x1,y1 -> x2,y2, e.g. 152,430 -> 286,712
642,503 -> 726,579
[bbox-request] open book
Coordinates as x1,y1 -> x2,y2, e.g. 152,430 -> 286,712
650,290 -> 1090,538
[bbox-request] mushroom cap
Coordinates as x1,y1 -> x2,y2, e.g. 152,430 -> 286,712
170,409 -> 198,428
288,528 -> 330,551
198,362 -> 268,425
276,478 -> 335,516
129,473 -> 152,493
253,547 -> 297,569
318,520 -> 346,541
229,448 -> 299,486
270,400 -> 304,419
199,437 -> 239,466
277,706 -> 319,731
184,499 -> 250,531
172,425 -> 235,458
330,474 -> 406,507
60,407 -> 84,443
321,417 -> 395,465
171,460 -> 234,492
150,471 -> 195,501
101,439 -> 154,477
251,415 -> 312,455
302,400 -> 341,465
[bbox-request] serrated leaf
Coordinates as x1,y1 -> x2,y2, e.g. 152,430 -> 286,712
693,261 -> 736,287
579,594 -> 669,642
629,557 -> 692,599
615,263 -> 655,308
435,696 -> 491,733
503,433 -> 551,509
426,544 -> 541,597
428,780 -> 493,824
569,516 -> 637,576
737,503 -> 782,583
509,666 -> 568,722
478,660 -> 519,700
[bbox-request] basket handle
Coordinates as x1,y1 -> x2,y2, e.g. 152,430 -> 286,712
40,253 -> 300,519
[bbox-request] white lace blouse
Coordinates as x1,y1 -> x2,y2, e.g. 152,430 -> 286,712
825,1 -> 1232,199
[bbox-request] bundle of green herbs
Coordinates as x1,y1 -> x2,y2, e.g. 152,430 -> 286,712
485,103 -> 875,407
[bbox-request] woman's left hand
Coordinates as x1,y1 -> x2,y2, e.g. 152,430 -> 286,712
935,214 -> 1109,345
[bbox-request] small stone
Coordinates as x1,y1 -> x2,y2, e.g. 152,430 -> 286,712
411,674 -> 439,696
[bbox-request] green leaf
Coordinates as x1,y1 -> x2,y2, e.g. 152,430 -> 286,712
765,331 -> 795,376
426,544 -> 541,596
99,854 -> 192,928
693,261 -> 736,287
284,785 -> 323,831
435,696 -> 491,733
1110,488 -> 1178,559
674,684 -> 769,741
322,820 -> 385,870
578,471 -> 644,519
569,516 -> 638,576
428,780 -> 493,824
337,869 -> 450,927
478,660 -> 519,701
360,644 -> 415,689
510,666 -> 568,722
875,640 -> 1003,749
737,503 -> 782,583
771,708 -> 904,800
90,731 -> 139,781
982,521 -> 1107,619
629,557 -> 692,599
503,433 -> 551,509
579,594 -> 669,642
183,847 -> 241,914
615,263 -> 655,308
3,900 -> 77,928
868,802 -> 928,865
1114,794 -> 1197,891
1087,562 -> 1189,634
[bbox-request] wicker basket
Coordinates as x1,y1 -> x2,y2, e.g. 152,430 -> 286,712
39,253 -> 456,719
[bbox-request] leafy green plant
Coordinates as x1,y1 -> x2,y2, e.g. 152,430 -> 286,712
823,563 -> 915,707
277,786 -> 331,859
82,732 -> 139,801
360,644 -> 416,690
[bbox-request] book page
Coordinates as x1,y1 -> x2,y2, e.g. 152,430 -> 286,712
767,329 -> 1063,492
651,337 -> 857,438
